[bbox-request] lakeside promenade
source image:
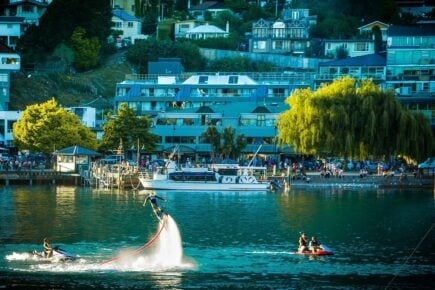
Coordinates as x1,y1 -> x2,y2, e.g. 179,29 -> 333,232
0,167 -> 433,189
284,171 -> 434,189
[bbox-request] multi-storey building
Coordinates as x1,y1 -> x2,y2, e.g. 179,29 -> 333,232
250,8 -> 316,55
114,71 -> 314,160
323,39 -> 375,58
0,0 -> 51,30
0,42 -> 20,111
315,53 -> 387,89
385,25 -> 435,128
0,16 -> 23,49
112,9 -> 145,47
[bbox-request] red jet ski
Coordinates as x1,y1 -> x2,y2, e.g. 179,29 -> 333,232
294,245 -> 334,256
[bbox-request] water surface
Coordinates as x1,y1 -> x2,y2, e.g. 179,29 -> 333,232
0,186 -> 434,289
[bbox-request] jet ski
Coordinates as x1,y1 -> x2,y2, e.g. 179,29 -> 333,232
32,246 -> 76,261
294,245 -> 334,256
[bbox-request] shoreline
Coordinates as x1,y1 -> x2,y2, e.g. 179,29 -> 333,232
280,173 -> 434,189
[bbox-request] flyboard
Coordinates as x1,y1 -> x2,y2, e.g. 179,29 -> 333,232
99,213 -> 168,265
294,245 -> 334,256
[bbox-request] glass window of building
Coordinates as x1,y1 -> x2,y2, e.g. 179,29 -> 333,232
257,115 -> 265,126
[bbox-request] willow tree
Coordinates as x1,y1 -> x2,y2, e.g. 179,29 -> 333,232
99,103 -> 158,153
277,77 -> 434,161
13,98 -> 97,156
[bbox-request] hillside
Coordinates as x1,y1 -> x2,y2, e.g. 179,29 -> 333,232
9,51 -> 133,110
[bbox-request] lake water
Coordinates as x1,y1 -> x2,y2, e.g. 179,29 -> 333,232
0,185 -> 434,289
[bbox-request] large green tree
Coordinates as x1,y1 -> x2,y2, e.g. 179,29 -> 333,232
99,103 -> 158,153
69,27 -> 101,70
277,77 -> 434,161
13,99 -> 97,156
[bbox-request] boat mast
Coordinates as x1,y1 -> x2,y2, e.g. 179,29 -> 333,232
247,144 -> 263,167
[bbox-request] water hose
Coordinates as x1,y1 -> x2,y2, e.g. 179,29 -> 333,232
99,215 -> 167,265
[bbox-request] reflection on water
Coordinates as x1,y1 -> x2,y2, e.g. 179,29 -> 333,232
0,186 -> 434,289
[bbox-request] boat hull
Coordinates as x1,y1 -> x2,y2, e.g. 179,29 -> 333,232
139,178 -> 270,191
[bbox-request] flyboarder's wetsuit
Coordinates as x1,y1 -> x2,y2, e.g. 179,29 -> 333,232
144,193 -> 166,220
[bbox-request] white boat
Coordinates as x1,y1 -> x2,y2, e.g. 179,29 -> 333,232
139,160 -> 271,191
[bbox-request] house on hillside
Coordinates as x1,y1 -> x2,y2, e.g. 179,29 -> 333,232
0,0 -> 51,31
174,20 -> 199,39
111,0 -> 135,15
0,42 -> 20,111
0,16 -> 24,49
323,39 -> 375,58
250,9 -> 316,55
185,23 -> 229,40
112,8 -> 146,47
188,1 -> 231,21
358,21 -> 389,42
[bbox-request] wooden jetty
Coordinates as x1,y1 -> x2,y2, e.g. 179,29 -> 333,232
0,164 -> 144,189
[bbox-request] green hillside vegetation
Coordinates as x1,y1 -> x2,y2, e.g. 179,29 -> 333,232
9,53 -> 131,110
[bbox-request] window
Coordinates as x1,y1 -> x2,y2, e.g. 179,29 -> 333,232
22,5 -> 33,13
1,57 -> 19,65
128,22 -> 133,28
199,76 -> 208,84
0,74 -> 7,82
355,42 -> 368,51
7,120 -> 15,133
114,21 -> 122,28
228,76 -> 238,84
273,41 -> 283,50
257,114 -> 265,126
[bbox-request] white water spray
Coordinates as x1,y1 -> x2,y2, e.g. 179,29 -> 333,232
154,215 -> 183,266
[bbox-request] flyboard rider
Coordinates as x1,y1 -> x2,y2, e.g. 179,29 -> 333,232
143,192 -> 167,221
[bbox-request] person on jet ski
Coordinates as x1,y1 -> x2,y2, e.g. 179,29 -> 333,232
309,236 -> 321,253
43,238 -> 53,258
143,192 -> 166,220
298,233 -> 309,253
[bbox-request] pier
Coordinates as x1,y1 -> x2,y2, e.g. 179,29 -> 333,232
0,170 -> 81,186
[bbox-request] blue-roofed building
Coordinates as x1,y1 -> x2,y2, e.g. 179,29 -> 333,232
316,53 -> 387,88
114,71 -> 313,160
148,58 -> 184,75
112,9 -> 146,47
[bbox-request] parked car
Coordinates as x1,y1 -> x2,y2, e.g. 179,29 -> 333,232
418,157 -> 435,169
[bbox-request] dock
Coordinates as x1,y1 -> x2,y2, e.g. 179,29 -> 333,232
0,170 -> 82,186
